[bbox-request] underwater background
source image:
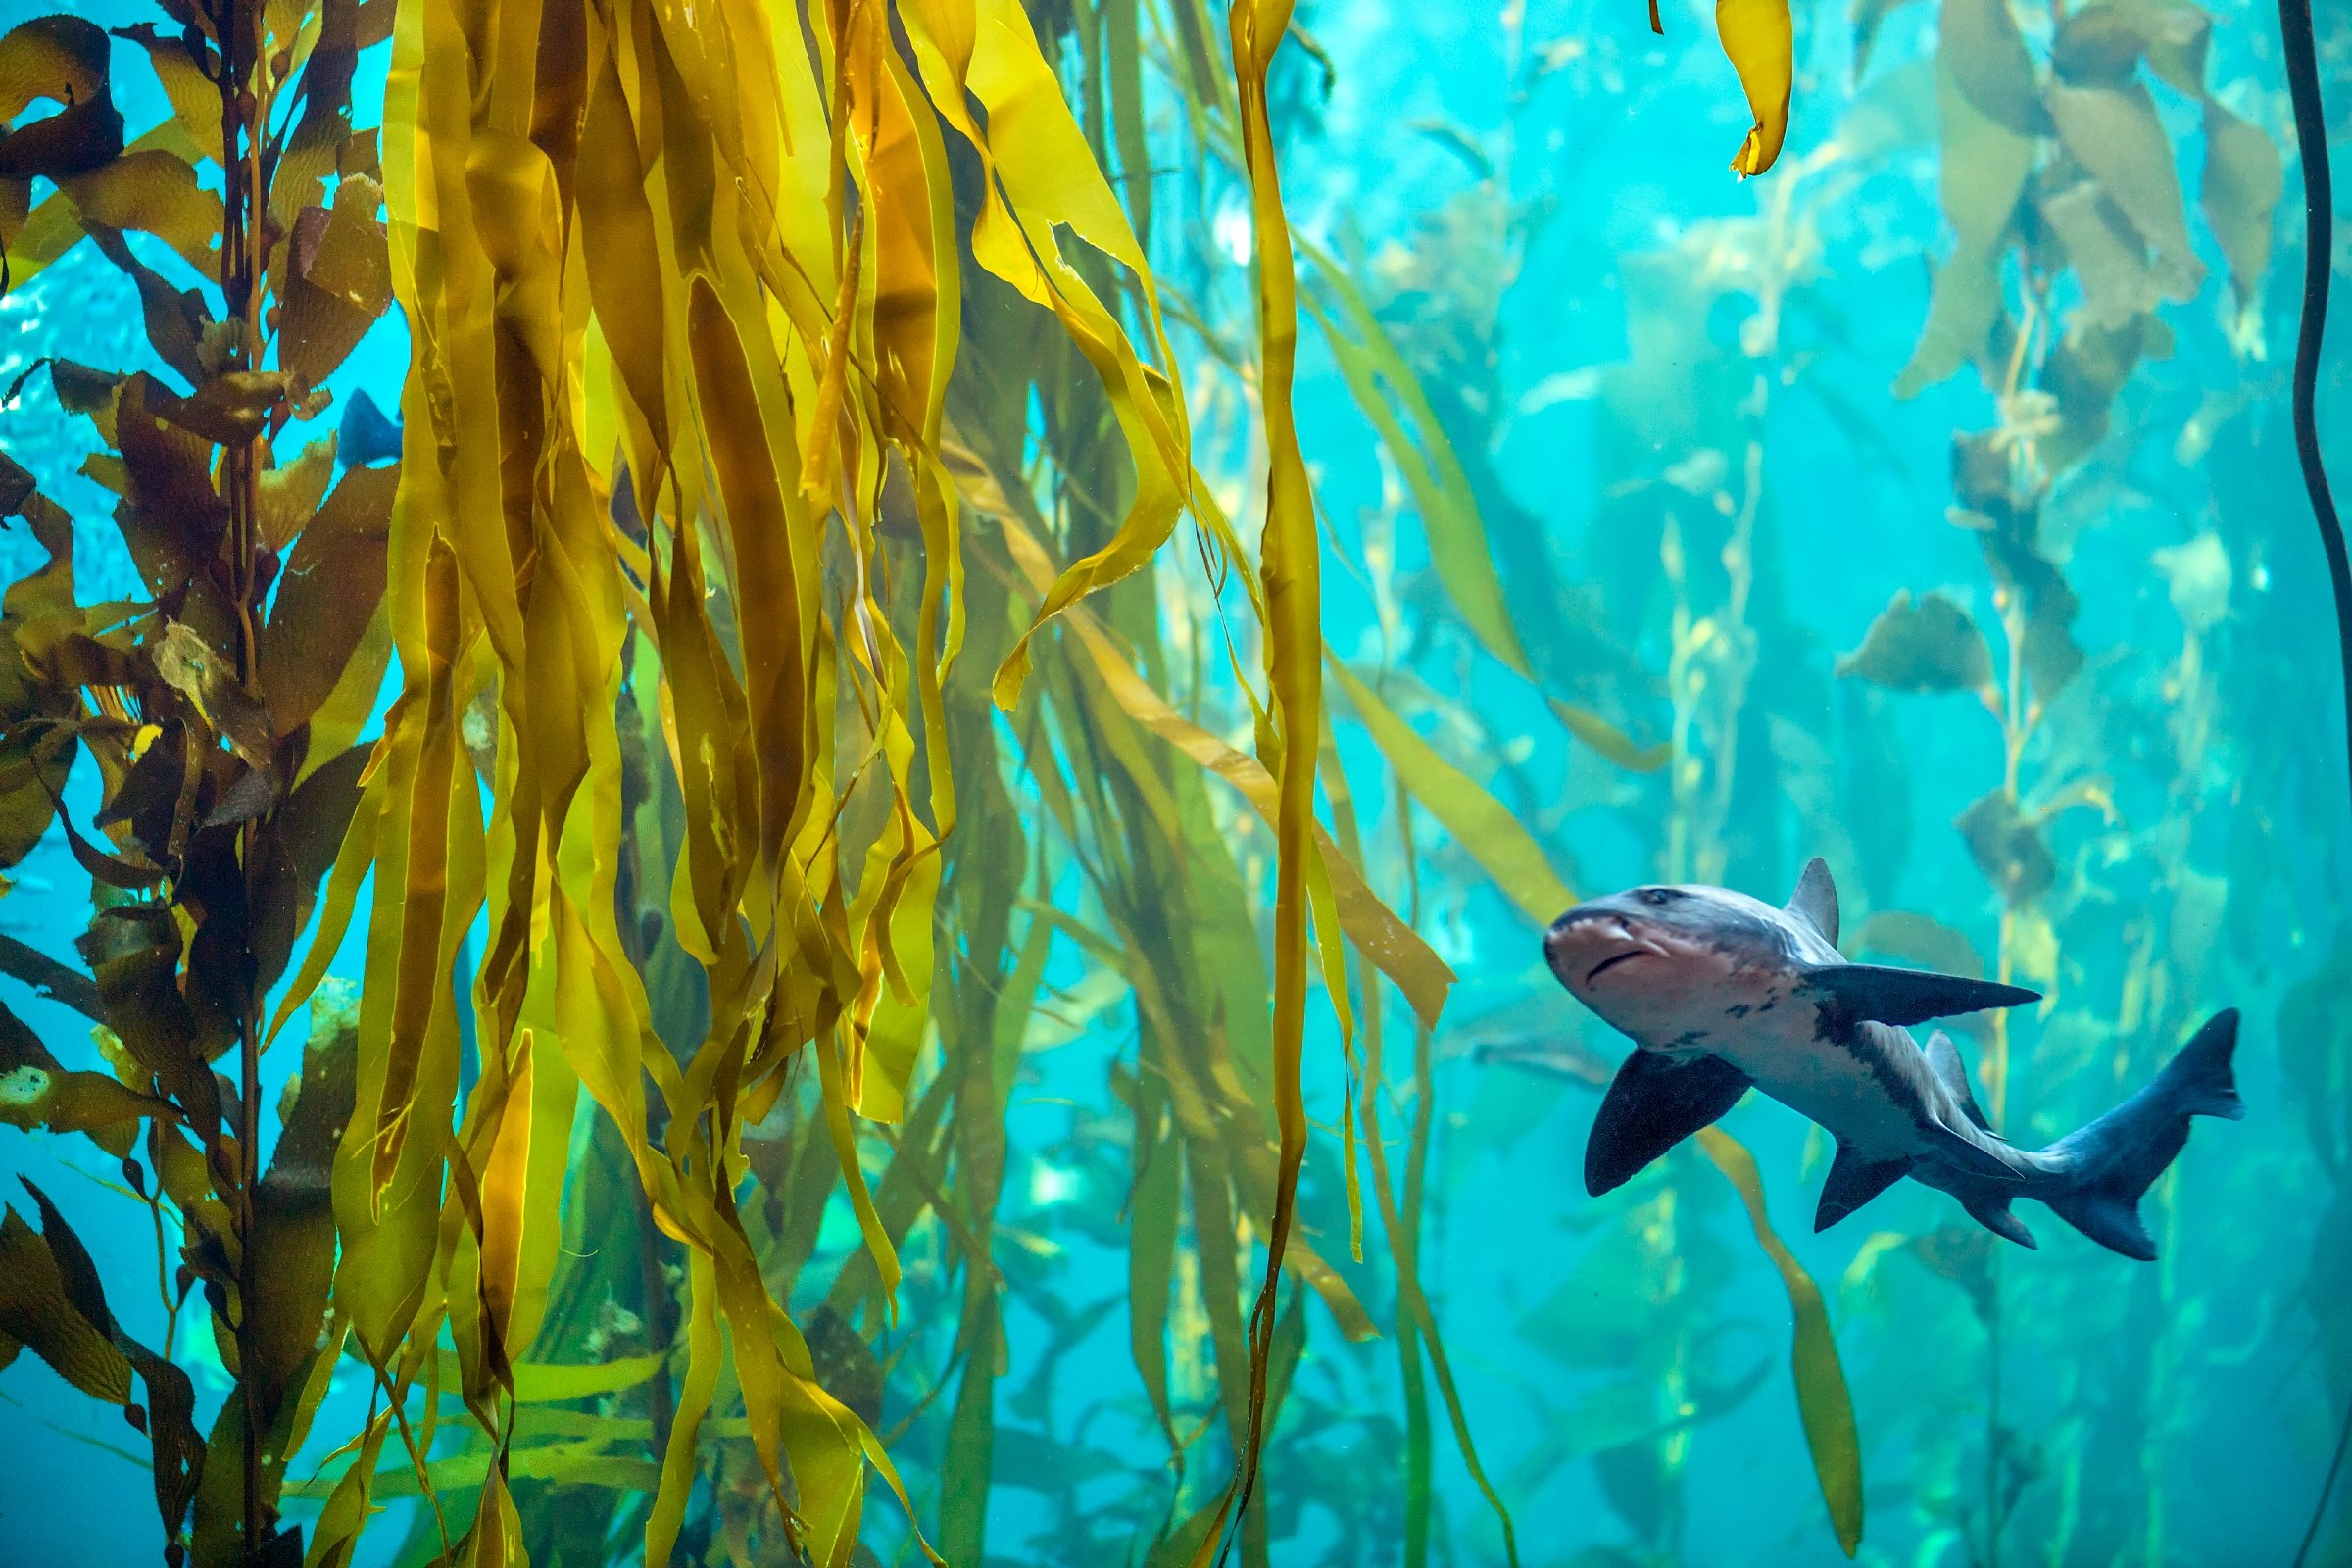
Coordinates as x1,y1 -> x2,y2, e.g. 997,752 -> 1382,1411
0,0 -> 2348,1564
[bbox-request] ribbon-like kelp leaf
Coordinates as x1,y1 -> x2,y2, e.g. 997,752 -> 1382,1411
1199,2 -> 1327,1552
1836,589 -> 1997,698
991,510 -> 1454,1028
426,1348 -> 668,1404
1301,253 -> 1528,676
81,221 -> 214,387
1302,251 -> 1664,772
1331,660 -> 1576,925
1695,1128 -> 1864,1557
0,1196 -> 133,1403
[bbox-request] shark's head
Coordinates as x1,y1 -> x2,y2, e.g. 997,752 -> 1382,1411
1544,883 -> 1805,1044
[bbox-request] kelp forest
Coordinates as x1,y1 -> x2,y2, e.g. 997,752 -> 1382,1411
0,0 -> 2346,1563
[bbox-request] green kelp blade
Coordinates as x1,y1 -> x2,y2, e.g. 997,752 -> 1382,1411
1329,659 -> 1576,923
1299,257 -> 1529,680
1302,249 -> 1666,775
1697,1127 -> 1864,1557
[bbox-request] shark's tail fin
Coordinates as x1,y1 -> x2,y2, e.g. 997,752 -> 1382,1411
2041,1009 -> 2243,1260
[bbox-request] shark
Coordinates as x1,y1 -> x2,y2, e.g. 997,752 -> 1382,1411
1544,858 -> 2243,1259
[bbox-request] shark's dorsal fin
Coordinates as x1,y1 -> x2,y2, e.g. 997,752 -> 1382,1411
1785,857 -> 1839,947
1814,1143 -> 1909,1232
1585,1050 -> 1752,1197
1799,963 -> 2039,1029
1924,1029 -> 1992,1130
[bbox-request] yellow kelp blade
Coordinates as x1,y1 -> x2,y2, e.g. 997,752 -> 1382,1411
1328,660 -> 1576,924
1717,0 -> 1794,175
1189,0 -> 1327,1558
989,508 -> 1453,1028
1697,1128 -> 1865,1556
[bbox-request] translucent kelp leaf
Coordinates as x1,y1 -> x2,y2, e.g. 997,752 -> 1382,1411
2200,102 -> 2283,310
1854,909 -> 1986,978
1696,1128 -> 1864,1557
1303,254 -> 1529,676
82,221 -> 214,387
1956,789 -> 2055,902
279,186 -> 393,388
1835,589 -> 1996,696
2036,178 -> 2162,330
993,509 -> 1454,1026
0,15 -> 124,180
1331,660 -> 1575,924
1940,0 -> 2052,136
112,23 -> 222,167
0,1200 -> 134,1404
2050,3 -> 2154,86
2045,80 -> 2203,301
1895,61 -> 2033,396
0,1008 -> 160,1144
59,149 -> 223,276
1304,258 -> 1663,771
259,437 -> 338,554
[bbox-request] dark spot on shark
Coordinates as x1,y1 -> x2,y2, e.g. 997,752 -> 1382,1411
1726,1004 -> 1751,1018
1667,1029 -> 1711,1052
1757,997 -> 1776,1013
1824,1018 -> 1929,1120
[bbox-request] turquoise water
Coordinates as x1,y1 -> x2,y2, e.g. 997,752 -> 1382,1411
1,0 -> 2348,1563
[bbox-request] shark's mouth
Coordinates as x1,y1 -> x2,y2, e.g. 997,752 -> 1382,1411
1585,950 -> 1654,986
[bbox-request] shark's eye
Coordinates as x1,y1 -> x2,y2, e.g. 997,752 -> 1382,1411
1637,886 -> 1679,906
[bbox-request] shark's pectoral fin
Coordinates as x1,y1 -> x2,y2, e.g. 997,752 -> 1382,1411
1585,1050 -> 1752,1197
1814,1144 -> 1910,1232
1800,963 -> 2040,1029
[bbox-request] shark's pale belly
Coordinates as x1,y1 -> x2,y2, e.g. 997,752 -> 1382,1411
1698,1009 -> 1929,1160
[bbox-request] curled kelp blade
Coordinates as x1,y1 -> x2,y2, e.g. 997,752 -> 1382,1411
1698,1129 -> 1865,1556
1717,0 -> 1795,174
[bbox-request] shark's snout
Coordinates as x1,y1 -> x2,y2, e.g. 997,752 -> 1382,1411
1545,905 -> 1661,991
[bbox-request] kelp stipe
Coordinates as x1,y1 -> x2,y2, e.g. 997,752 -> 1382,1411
2278,0 -> 2349,1557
